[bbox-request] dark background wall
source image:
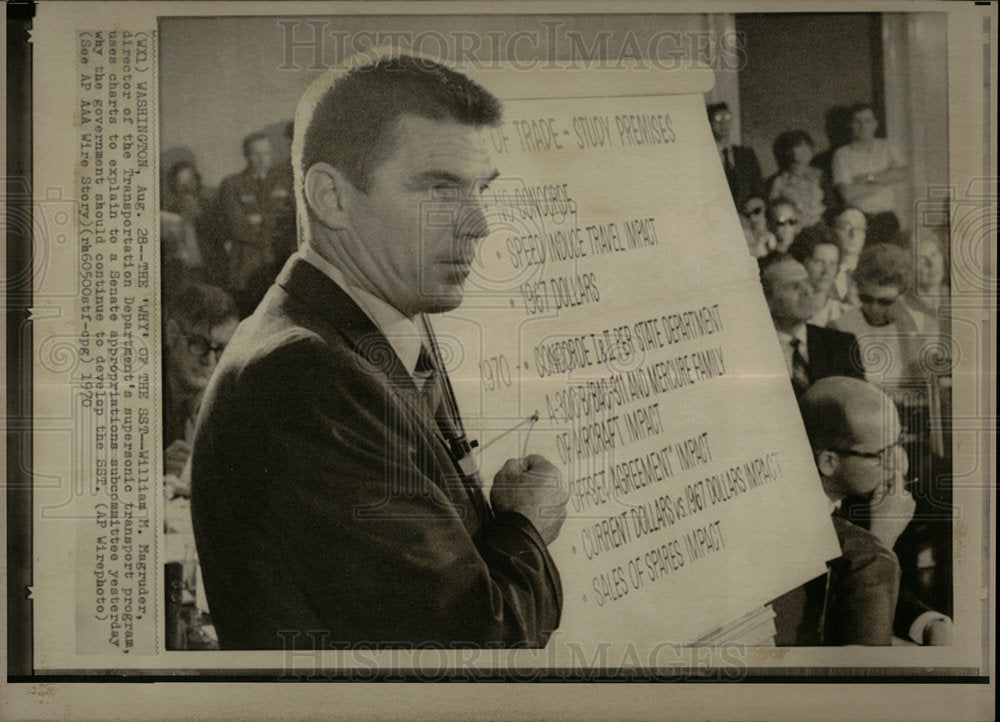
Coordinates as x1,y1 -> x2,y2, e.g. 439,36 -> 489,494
735,13 -> 883,179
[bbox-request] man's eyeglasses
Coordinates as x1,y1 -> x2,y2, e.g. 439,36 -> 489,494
858,294 -> 899,307
712,112 -> 733,122
774,217 -> 799,227
830,434 -> 910,466
742,206 -> 765,217
184,333 -> 227,361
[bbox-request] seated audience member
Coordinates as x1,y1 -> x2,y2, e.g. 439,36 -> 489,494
163,281 -> 240,499
832,103 -> 908,245
767,130 -> 826,227
897,521 -> 953,623
766,197 -> 803,254
906,234 -> 952,408
829,206 -> 868,305
708,101 -> 764,204
163,160 -> 209,223
161,211 -> 201,281
738,194 -> 778,258
907,231 -> 949,320
759,255 -> 864,396
789,224 -> 849,327
772,376 -> 950,645
832,243 -> 940,383
161,160 -> 218,284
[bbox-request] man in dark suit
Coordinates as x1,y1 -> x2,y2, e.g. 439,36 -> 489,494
190,55 -> 568,650
772,377 -> 951,645
758,254 -> 865,395
707,101 -> 763,205
774,377 -> 913,644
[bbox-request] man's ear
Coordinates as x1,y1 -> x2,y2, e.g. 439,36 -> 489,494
304,162 -> 354,231
165,317 -> 182,351
815,449 -> 839,479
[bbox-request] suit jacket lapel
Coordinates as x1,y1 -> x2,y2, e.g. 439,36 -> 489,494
275,256 -> 460,485
806,324 -> 824,379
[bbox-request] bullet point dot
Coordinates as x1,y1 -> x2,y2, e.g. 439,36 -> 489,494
582,594 -> 587,603
571,545 -> 577,554
509,299 -> 515,306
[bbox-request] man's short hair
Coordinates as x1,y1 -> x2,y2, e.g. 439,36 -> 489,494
757,252 -> 795,296
242,132 -> 271,158
706,101 -> 729,119
789,224 -> 841,265
772,129 -> 814,171
166,281 -> 238,329
853,243 -> 912,292
298,54 -> 503,194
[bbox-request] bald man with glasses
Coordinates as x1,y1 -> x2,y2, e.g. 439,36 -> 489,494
772,377 -> 951,645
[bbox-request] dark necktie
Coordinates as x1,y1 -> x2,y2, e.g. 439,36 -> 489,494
417,339 -> 486,517
790,337 -> 811,395
414,344 -> 442,415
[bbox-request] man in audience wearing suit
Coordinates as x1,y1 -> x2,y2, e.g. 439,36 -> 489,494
190,54 -> 568,650
772,377 -> 952,645
707,101 -> 764,205
759,254 -> 865,395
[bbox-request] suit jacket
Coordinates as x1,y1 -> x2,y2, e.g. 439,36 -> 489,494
772,514 -> 900,645
806,323 -> 865,384
823,515 -> 901,645
722,144 -> 764,204
190,257 -> 562,649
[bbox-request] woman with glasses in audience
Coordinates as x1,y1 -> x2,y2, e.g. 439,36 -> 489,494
738,194 -> 778,258
766,196 -> 803,253
767,130 -> 826,228
832,243 -> 939,383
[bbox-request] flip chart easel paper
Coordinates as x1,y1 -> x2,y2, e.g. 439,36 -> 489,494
437,70 -> 841,649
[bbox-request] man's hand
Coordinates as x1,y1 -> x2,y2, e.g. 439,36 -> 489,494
491,455 -> 569,545
164,439 -> 193,478
868,470 -> 916,550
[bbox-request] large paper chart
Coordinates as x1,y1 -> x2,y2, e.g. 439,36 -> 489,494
436,70 -> 842,649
